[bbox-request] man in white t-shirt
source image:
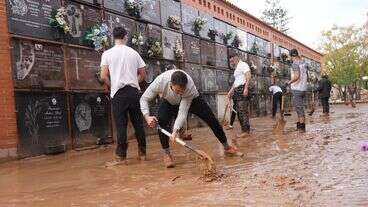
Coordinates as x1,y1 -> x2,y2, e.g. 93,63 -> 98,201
100,27 -> 147,164
269,84 -> 283,118
285,49 -> 308,132
227,53 -> 252,138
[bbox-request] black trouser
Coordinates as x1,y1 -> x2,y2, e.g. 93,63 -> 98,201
321,97 -> 330,113
272,92 -> 282,117
157,96 -> 228,150
112,86 -> 146,158
230,97 -> 237,126
233,85 -> 251,132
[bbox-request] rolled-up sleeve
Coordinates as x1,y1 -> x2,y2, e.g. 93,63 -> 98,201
173,97 -> 193,131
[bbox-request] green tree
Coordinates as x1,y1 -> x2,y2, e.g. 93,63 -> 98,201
319,25 -> 368,99
261,0 -> 291,34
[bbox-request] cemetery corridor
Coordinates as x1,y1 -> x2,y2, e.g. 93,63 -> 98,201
0,104 -> 367,207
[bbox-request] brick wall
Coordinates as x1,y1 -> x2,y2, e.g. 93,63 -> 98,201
0,0 -> 18,153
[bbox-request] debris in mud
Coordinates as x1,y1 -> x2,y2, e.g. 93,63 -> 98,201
360,142 -> 368,151
199,173 -> 226,182
171,176 -> 181,183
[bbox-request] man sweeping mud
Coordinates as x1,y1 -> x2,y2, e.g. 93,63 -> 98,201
285,49 -> 308,132
140,70 -> 240,168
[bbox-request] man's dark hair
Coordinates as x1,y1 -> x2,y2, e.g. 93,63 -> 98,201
289,49 -> 299,57
113,27 -> 127,40
171,71 -> 188,88
228,52 -> 239,59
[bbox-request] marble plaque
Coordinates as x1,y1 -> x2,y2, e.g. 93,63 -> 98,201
11,39 -> 64,89
226,24 -> 237,46
183,35 -> 201,64
200,40 -> 215,66
216,69 -> 230,91
181,4 -> 198,35
237,29 -> 248,51
67,47 -> 103,90
104,0 -> 126,14
146,24 -> 162,40
162,29 -> 182,60
160,0 -> 181,29
141,0 -> 161,24
7,0 -> 61,40
248,54 -> 262,75
214,19 -> 227,44
202,93 -> 217,116
15,92 -> 68,157
215,44 -> 228,68
183,63 -> 202,91
201,68 -> 217,92
199,11 -> 214,39
105,12 -> 135,45
72,93 -> 110,148
65,1 -> 102,46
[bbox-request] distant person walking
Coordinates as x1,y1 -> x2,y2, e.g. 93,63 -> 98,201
317,75 -> 332,115
285,49 -> 308,132
100,27 -> 147,165
269,84 -> 283,118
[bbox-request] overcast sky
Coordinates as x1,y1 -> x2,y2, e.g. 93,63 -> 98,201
228,0 -> 368,50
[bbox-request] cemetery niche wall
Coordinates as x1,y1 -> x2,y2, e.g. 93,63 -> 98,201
5,0 -> 321,157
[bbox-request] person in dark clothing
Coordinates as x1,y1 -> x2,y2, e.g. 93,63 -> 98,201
269,84 -> 283,118
317,75 -> 332,115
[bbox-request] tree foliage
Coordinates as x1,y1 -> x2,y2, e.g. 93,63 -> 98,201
261,0 -> 291,34
319,25 -> 368,87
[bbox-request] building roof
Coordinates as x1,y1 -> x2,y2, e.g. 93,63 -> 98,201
220,0 -> 323,56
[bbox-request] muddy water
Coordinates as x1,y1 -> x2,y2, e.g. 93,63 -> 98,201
1,105 -> 368,206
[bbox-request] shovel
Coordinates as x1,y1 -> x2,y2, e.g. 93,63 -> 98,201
157,125 -> 216,175
273,95 -> 286,134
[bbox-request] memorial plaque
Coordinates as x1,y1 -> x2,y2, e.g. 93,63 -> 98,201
249,75 -> 258,94
248,54 -> 262,75
199,11 -> 214,39
11,39 -> 64,89
259,94 -> 267,116
181,4 -> 198,35
160,60 -> 180,72
162,29 -> 182,60
237,29 -> 248,52
226,24 -> 237,46
105,12 -> 135,46
146,24 -> 162,40
104,0 -> 126,14
261,57 -> 272,77
214,19 -> 227,44
201,40 -> 215,66
183,63 -> 202,91
7,0 -> 60,40
183,35 -> 200,64
202,93 -> 217,116
201,68 -> 217,92
15,92 -> 68,157
141,0 -> 161,25
215,44 -> 228,68
144,59 -> 161,84
161,0 -> 181,29
71,93 -> 110,148
65,1 -> 102,46
250,94 -> 260,117
67,47 -> 103,90
216,69 -> 230,91
77,0 -> 102,5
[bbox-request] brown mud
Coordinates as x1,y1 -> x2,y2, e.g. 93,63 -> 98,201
1,104 -> 368,206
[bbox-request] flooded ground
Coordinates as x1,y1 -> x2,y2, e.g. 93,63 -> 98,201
0,104 -> 368,207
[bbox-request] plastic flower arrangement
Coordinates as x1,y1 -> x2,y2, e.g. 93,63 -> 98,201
49,7 -> 71,35
84,23 -> 111,52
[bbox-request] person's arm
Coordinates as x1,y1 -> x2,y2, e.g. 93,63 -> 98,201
136,52 -> 146,83
100,53 -> 111,89
140,77 -> 161,128
172,97 -> 193,133
287,64 -> 300,85
243,71 -> 251,96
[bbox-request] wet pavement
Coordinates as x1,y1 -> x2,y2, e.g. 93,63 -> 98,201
0,104 -> 368,207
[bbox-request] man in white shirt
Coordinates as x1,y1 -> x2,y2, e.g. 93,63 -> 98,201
227,53 -> 252,138
285,49 -> 308,132
100,27 -> 147,164
140,70 -> 240,168
269,84 -> 283,118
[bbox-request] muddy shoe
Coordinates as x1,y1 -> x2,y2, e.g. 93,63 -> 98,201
137,151 -> 147,161
225,146 -> 244,157
236,131 -> 250,138
164,154 -> 175,168
105,156 -> 128,167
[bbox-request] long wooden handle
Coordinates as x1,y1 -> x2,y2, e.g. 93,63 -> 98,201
222,103 -> 229,123
281,95 -> 285,112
